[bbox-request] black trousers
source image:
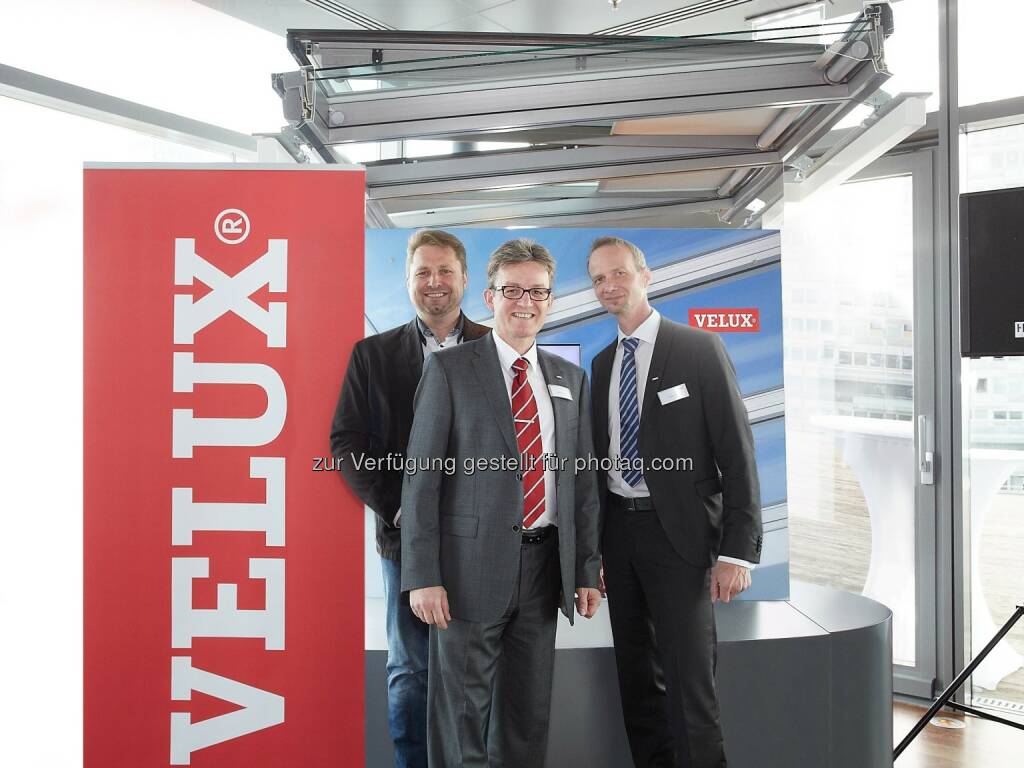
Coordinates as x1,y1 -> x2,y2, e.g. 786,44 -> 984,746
603,504 -> 726,768
427,534 -> 560,768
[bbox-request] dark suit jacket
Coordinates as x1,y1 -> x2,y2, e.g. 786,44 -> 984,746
592,315 -> 762,567
401,333 -> 602,623
330,314 -> 489,559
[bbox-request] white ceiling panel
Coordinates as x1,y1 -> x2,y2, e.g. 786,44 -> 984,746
200,0 -> 876,38
452,0 -> 520,11
195,0 -> 359,34
481,0 -> 697,35
425,14 -> 512,33
340,0 -> 492,28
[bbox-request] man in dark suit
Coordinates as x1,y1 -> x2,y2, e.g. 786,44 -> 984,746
588,236 -> 763,768
401,238 -> 602,767
330,229 -> 488,768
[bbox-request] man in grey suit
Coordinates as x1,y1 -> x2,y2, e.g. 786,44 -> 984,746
401,238 -> 603,768
588,236 -> 762,768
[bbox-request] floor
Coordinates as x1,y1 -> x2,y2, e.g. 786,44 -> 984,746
893,701 -> 1024,767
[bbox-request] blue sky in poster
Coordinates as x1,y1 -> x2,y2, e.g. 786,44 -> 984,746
365,228 -> 769,332
538,267 -> 783,396
752,418 -> 787,507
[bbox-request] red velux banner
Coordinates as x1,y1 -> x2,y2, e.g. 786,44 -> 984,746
688,307 -> 761,333
84,166 -> 365,767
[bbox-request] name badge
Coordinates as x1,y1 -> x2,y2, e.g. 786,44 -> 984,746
548,384 -> 573,400
657,383 -> 689,405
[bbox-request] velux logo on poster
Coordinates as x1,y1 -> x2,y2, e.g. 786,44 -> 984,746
170,209 -> 288,765
688,308 -> 761,333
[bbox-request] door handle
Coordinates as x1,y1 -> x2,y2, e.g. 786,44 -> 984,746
918,414 -> 934,485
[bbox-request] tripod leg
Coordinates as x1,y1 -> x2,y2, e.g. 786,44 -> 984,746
894,605 -> 1024,760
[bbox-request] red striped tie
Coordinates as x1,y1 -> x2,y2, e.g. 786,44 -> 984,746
511,357 -> 545,528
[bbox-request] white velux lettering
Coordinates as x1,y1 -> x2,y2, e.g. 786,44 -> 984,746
171,353 -> 287,459
171,457 -> 285,546
173,238 -> 288,347
170,657 -> 285,765
171,557 -> 285,650
692,312 -> 756,330
169,222 -> 288,761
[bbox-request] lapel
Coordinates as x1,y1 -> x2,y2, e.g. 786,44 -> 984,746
472,334 -> 518,456
399,320 -> 424,387
641,320 -> 677,431
591,342 -> 615,456
462,315 -> 490,342
537,351 -> 572,474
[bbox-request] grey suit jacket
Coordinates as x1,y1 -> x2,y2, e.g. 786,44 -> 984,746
592,317 -> 763,567
401,332 -> 602,624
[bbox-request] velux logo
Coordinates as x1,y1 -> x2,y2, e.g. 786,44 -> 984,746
688,308 -> 761,333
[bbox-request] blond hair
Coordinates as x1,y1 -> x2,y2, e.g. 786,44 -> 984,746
406,229 -> 468,278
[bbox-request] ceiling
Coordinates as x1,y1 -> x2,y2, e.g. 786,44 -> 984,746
274,15 -> 906,227
197,0 -> 870,37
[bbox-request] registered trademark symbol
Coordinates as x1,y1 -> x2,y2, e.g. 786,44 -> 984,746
214,208 -> 250,245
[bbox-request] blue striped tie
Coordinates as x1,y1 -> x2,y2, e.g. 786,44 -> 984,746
619,337 -> 643,487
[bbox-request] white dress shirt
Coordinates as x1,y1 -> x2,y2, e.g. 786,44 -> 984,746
607,309 -> 661,498
607,310 -> 751,570
492,332 -> 557,530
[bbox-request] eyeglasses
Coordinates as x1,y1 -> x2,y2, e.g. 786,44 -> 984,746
492,285 -> 553,301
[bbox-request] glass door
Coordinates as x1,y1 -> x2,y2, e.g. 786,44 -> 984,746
781,150 -> 938,696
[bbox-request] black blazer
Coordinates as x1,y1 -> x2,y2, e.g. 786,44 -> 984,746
591,316 -> 762,567
330,315 -> 490,559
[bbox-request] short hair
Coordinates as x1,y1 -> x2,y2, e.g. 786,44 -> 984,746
406,229 -> 468,279
487,238 -> 556,287
588,235 -> 648,272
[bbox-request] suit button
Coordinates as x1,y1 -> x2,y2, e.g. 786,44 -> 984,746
516,472 -> 523,481
512,524 -> 521,533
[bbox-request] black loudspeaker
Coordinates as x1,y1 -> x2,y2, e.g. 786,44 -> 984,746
959,185 -> 1024,358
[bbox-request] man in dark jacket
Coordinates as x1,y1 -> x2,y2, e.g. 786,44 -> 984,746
588,236 -> 762,768
330,229 -> 488,768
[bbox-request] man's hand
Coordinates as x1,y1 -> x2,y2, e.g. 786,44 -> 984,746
410,586 -> 451,629
710,561 -> 751,604
598,561 -> 606,596
576,587 -> 602,619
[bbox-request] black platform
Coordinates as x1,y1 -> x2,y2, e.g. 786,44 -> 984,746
365,581 -> 893,767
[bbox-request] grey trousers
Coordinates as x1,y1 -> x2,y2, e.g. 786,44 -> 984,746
427,534 -> 560,768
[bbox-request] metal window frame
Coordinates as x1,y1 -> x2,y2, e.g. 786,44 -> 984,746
389,197 -> 728,228
936,0 -> 966,705
279,18 -> 889,228
0,63 -> 258,159
362,58 -> 889,226
849,149 -> 939,698
366,147 -> 783,200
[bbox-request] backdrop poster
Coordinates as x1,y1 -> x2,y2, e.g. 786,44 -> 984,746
84,166 -> 365,767
364,228 -> 789,602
